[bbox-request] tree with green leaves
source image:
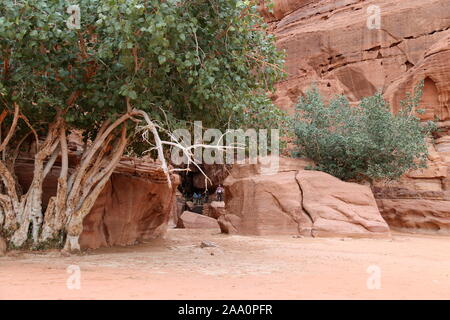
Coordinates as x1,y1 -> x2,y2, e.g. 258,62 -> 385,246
293,82 -> 436,182
0,0 -> 285,250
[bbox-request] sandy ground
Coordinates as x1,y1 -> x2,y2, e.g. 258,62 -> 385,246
0,229 -> 449,300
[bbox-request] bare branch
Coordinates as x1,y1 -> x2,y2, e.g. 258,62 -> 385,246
0,103 -> 20,152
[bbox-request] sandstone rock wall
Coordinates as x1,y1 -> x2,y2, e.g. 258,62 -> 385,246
15,157 -> 178,249
263,0 -> 450,234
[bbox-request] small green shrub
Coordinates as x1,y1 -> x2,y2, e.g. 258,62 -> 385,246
293,82 -> 436,182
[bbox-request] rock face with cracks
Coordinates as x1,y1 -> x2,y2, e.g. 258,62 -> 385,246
221,157 -> 390,238
259,0 -> 450,234
260,0 -> 450,112
179,211 -> 221,231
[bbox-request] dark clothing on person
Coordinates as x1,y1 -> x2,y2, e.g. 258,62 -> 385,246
193,192 -> 201,205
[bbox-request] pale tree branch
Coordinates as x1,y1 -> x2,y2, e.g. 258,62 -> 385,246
67,112 -> 132,201
43,141 -> 60,179
135,110 -> 241,192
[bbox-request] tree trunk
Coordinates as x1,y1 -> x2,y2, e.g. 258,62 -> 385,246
0,104 -> 21,235
39,126 -> 69,243
0,160 -> 20,230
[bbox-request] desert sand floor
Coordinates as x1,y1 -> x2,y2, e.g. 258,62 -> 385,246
0,229 -> 449,299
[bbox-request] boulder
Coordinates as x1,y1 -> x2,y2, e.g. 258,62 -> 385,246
179,211 -> 220,231
206,201 -> 225,219
224,170 -> 312,236
222,157 -> 390,238
297,170 -> 390,238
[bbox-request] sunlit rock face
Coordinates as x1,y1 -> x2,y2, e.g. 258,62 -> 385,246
260,0 -> 449,112
221,157 -> 390,238
260,0 -> 450,234
80,159 -> 179,249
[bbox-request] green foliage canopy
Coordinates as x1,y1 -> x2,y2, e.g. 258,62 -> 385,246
0,0 -> 286,145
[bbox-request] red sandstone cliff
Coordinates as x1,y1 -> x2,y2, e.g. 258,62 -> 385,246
261,0 -> 450,234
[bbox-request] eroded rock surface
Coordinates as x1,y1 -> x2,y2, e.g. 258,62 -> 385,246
222,157 -> 390,238
262,0 -> 450,113
79,172 -> 177,249
376,199 -> 450,234
179,211 -> 221,231
262,0 -> 450,234
298,170 -> 390,237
